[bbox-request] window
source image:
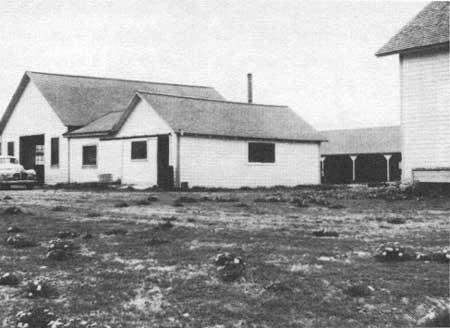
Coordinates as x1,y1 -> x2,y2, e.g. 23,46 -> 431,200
51,138 -> 59,166
82,145 -> 97,166
131,141 -> 147,160
0,143 -> 2,155
248,142 -> 275,163
7,142 -> 14,156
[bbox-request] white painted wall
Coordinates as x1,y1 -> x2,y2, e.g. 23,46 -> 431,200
400,48 -> 450,182
116,99 -> 173,137
1,81 -> 68,184
68,138 -> 100,183
121,137 -> 158,186
98,99 -> 173,186
179,136 -> 320,188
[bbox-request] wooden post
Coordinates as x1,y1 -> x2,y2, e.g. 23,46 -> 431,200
384,154 -> 392,182
320,156 -> 326,183
350,155 -> 357,182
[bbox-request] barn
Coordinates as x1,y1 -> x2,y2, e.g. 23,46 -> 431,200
376,1 -> 449,184
0,71 -> 324,188
320,126 -> 401,184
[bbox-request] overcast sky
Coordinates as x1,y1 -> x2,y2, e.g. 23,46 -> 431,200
0,0 -> 427,130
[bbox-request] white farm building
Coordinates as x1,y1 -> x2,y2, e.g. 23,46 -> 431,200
0,72 -> 324,188
377,1 -> 449,184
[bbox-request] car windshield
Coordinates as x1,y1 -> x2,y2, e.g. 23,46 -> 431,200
0,158 -> 17,164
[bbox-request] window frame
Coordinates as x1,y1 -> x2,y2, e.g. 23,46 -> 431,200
131,140 -> 148,161
82,145 -> 97,168
248,142 -> 276,164
7,142 -> 14,157
50,137 -> 59,167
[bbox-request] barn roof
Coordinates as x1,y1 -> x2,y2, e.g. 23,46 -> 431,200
0,71 -> 225,134
320,126 -> 400,155
77,92 -> 324,142
376,2 -> 449,56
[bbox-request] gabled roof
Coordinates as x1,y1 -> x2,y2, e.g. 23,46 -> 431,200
98,92 -> 324,142
0,71 -> 225,134
376,2 -> 449,56
320,126 -> 400,155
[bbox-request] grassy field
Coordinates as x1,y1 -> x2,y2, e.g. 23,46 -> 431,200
0,185 -> 448,327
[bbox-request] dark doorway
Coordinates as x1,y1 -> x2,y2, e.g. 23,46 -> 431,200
323,155 -> 353,184
157,135 -> 173,189
19,135 -> 45,183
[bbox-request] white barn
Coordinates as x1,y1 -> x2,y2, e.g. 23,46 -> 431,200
0,71 -> 324,188
376,1 -> 449,184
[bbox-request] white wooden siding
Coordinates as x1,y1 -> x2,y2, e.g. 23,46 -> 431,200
68,138 -> 100,183
116,99 -> 173,137
179,136 -> 320,188
400,48 -> 450,182
1,81 -> 68,184
120,137 -> 158,186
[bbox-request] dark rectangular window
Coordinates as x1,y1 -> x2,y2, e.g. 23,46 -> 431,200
248,142 -> 275,163
51,138 -> 59,166
7,142 -> 14,156
131,141 -> 147,160
82,145 -> 97,166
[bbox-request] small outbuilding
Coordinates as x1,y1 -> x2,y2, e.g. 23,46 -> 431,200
0,71 -> 325,188
320,126 -> 401,184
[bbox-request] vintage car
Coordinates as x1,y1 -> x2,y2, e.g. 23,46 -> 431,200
0,156 -> 37,189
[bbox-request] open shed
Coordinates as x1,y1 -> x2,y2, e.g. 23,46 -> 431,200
320,126 -> 401,184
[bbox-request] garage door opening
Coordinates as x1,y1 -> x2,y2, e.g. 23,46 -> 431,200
20,134 -> 45,183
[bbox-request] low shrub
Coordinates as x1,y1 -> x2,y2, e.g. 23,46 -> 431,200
55,230 -> 79,239
82,232 -> 94,240
4,206 -> 23,215
213,252 -> 245,282
52,205 -> 68,212
135,198 -> 152,205
6,226 -> 25,233
86,211 -> 101,218
104,228 -> 128,236
0,272 -> 20,286
3,195 -> 12,200
417,301 -> 450,327
328,203 -> 345,209
114,201 -> 129,208
374,244 -> 413,262
5,234 -> 37,248
146,238 -> 170,246
46,238 -> 77,261
254,196 -> 289,203
343,283 -> 374,297
176,196 -> 199,203
312,229 -> 339,237
173,199 -> 184,207
157,219 -> 174,230
264,281 -> 292,293
416,248 -> 450,263
387,217 -> 407,224
147,195 -> 158,202
23,280 -> 56,298
291,198 -> 309,208
16,307 -> 56,328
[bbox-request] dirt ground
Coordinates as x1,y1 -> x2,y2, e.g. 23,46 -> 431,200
0,185 -> 448,327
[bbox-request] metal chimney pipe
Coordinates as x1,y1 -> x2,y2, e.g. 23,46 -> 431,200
247,73 -> 253,103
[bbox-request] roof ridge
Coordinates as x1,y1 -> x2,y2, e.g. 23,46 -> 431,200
321,125 -> 400,132
26,71 -> 216,90
137,91 -> 289,108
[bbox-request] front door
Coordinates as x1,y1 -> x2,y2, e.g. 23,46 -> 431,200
157,135 -> 173,189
